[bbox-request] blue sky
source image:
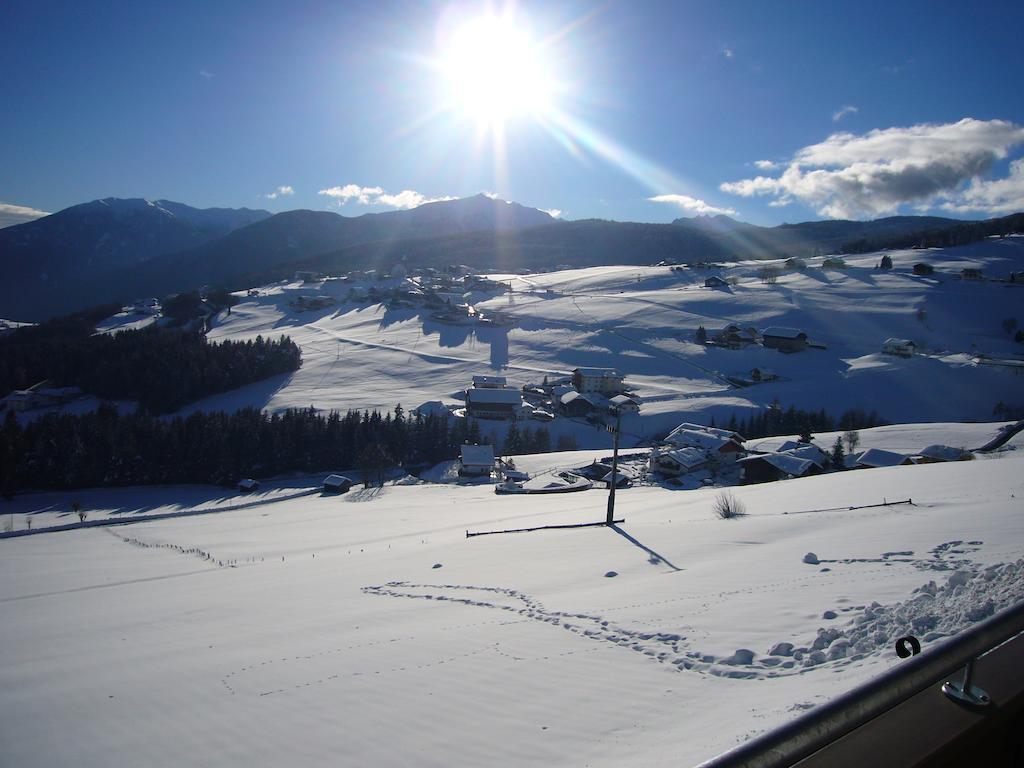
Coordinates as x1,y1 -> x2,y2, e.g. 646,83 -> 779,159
3,0 -> 1024,227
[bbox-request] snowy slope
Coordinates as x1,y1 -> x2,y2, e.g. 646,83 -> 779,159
169,237 -> 1024,450
2,440 -> 1023,766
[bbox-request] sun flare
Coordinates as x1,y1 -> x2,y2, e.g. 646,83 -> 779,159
438,15 -> 555,125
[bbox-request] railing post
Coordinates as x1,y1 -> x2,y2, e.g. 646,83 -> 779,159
942,657 -> 991,707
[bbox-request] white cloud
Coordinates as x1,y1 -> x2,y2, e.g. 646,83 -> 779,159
648,194 -> 737,217
941,157 -> 1024,215
541,208 -> 563,219
754,159 -> 781,170
721,45 -> 734,59
720,118 -> 1024,219
318,184 -> 456,210
318,184 -> 385,204
832,105 -> 858,122
0,202 -> 51,229
199,69 -> 214,80
264,185 -> 295,200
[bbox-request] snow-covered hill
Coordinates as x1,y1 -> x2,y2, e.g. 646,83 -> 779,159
2,427 -> 1022,766
178,236 -> 1024,449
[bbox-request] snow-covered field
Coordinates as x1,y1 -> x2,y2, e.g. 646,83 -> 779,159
3,425 -> 1023,766
175,237 -> 1024,449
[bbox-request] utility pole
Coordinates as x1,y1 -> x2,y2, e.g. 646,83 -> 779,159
605,406 -> 621,525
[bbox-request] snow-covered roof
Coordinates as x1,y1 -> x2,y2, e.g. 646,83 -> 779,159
738,452 -> 816,477
460,444 -> 495,467
855,448 -> 911,468
775,441 -> 827,466
472,375 -> 507,387
466,388 -> 521,405
651,446 -> 708,470
761,327 -> 806,339
919,444 -> 969,461
609,394 -> 638,406
883,338 -> 916,347
672,422 -> 744,442
323,474 -> 353,486
552,385 -> 576,398
665,427 -> 740,451
414,401 -> 451,418
573,367 -> 622,378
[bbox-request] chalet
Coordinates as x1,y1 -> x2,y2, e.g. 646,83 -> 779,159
852,448 -> 913,469
413,401 -> 451,419
560,390 -> 598,417
961,268 -> 983,280
465,387 -> 522,419
472,375 -> 507,389
459,444 -> 495,477
882,338 -> 917,357
572,367 -> 625,395
322,474 -> 354,493
738,451 -> 823,484
762,327 -> 809,353
664,424 -> 745,463
649,446 -> 709,477
237,478 -> 260,493
704,275 -> 729,288
912,263 -> 935,276
916,444 -> 973,464
608,394 -> 640,414
714,324 -> 757,347
774,441 -> 830,467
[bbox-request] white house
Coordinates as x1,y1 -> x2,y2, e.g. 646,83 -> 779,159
572,367 -> 625,395
649,446 -> 709,477
459,444 -> 495,477
663,423 -> 745,462
608,394 -> 640,413
882,338 -> 917,357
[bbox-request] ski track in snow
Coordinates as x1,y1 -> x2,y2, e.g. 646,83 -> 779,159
358,546 -> 1024,684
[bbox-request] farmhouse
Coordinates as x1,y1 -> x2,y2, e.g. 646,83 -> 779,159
663,423 -> 745,462
649,446 -> 709,477
459,444 -> 495,478
916,444 -> 973,463
714,324 -> 757,347
882,338 -> 917,357
704,275 -> 729,288
738,450 -> 823,484
322,474 -> 354,493
852,448 -> 914,469
572,367 -> 625,395
560,390 -> 599,417
762,327 -> 809,353
465,387 -> 522,419
608,394 -> 640,413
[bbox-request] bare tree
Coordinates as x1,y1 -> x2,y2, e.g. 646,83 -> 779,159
843,430 -> 860,454
758,266 -> 780,285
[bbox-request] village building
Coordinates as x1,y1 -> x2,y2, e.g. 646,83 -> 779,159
704,275 -> 729,288
713,324 -> 758,347
912,263 -> 935,276
761,327 -> 809,353
663,423 -> 745,463
459,444 -> 495,478
465,387 -> 522,419
559,390 -> 599,417
882,338 -> 917,357
851,448 -> 914,469
322,474 -> 354,493
237,478 -> 260,493
608,394 -> 640,413
916,444 -> 973,463
738,450 -> 823,484
472,375 -> 507,389
649,446 -> 709,477
571,367 -> 625,395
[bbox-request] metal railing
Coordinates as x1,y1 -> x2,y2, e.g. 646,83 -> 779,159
697,599 -> 1024,768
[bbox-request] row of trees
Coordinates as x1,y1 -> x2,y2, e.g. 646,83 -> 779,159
712,402 -> 887,440
840,212 -> 1024,255
0,404 -> 565,494
1,321 -> 300,413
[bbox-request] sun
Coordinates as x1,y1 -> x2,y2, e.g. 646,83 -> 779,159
437,14 -> 555,126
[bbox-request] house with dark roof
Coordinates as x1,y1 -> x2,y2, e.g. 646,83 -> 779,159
465,387 -> 522,419
704,275 -> 729,288
762,327 -> 809,352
